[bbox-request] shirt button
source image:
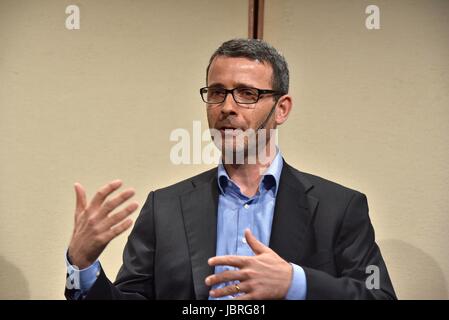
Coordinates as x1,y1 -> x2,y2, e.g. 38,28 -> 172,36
243,204 -> 249,209
242,237 -> 247,243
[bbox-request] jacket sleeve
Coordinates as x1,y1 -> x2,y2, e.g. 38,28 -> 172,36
303,192 -> 397,300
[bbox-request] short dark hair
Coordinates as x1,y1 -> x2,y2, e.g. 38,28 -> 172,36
206,38 -> 289,95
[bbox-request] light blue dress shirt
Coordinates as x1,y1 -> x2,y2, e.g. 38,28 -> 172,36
66,150 -> 306,299
210,150 -> 306,300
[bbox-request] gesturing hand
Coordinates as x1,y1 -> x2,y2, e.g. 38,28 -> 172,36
206,229 -> 293,300
68,179 -> 139,269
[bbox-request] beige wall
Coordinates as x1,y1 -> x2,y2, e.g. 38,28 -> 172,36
0,0 -> 447,299
0,0 -> 247,299
265,0 -> 449,299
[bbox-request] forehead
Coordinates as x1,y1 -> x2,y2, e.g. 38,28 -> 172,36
207,56 -> 273,88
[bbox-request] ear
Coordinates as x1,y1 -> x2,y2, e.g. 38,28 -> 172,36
274,95 -> 293,126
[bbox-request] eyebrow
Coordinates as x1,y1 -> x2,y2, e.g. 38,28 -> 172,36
207,82 -> 257,89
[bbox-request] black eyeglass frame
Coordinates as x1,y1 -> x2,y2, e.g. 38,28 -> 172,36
199,86 -> 284,105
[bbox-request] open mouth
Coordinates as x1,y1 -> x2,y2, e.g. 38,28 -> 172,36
218,126 -> 242,136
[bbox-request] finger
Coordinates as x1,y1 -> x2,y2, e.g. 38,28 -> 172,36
97,188 -> 136,218
208,255 -> 247,268
209,282 -> 248,298
101,202 -> 139,231
205,270 -> 246,287
245,228 -> 270,255
74,182 -> 87,217
88,179 -> 122,211
105,218 -> 134,242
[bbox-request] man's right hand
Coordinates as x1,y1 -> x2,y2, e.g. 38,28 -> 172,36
68,179 -> 139,269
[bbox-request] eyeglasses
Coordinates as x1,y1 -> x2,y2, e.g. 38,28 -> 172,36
200,86 -> 283,106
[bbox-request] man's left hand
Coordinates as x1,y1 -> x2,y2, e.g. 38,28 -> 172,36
206,228 -> 293,300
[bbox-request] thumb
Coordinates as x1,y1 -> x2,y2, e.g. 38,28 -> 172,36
245,228 -> 270,255
74,182 -> 87,217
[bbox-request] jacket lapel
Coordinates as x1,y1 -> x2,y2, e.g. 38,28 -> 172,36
180,170 -> 218,300
269,162 -> 318,265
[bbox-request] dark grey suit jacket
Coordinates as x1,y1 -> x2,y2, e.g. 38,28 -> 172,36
71,161 -> 396,300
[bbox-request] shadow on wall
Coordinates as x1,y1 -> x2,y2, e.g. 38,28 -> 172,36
379,239 -> 448,300
0,256 -> 30,299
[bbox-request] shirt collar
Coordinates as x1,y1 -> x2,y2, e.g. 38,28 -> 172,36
217,148 -> 283,197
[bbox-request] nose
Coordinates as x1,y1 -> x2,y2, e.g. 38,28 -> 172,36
220,91 -> 238,116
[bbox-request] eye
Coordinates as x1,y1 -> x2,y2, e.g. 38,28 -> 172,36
208,88 -> 226,97
237,88 -> 258,98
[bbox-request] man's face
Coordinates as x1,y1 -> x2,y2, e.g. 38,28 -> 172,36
206,56 -> 278,158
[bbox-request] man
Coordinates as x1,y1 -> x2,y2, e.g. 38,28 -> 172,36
65,39 -> 396,300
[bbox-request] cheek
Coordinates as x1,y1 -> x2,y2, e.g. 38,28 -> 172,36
206,109 -> 218,126
247,109 -> 265,127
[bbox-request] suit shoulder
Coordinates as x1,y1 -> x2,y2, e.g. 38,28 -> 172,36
151,167 -> 217,197
289,166 -> 365,200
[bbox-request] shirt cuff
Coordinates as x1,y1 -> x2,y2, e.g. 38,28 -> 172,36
285,263 -> 307,300
65,249 -> 100,297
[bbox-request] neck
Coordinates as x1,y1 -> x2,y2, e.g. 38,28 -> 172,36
223,144 -> 277,197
